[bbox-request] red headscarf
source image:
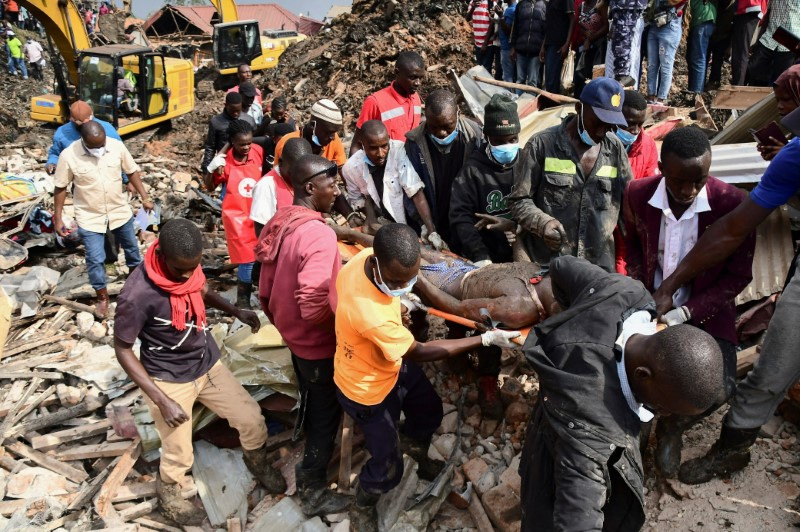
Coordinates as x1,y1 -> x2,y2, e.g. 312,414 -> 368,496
774,65 -> 800,108
144,240 -> 207,332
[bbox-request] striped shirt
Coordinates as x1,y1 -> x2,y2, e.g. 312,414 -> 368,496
470,0 -> 491,47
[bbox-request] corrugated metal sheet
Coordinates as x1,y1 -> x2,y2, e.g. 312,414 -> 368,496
710,142 -> 770,184
736,206 -> 794,306
711,92 -> 779,145
143,4 -> 323,37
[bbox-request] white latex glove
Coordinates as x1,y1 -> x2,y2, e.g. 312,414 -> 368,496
427,231 -> 448,251
659,306 -> 691,327
207,153 -> 226,173
474,259 -> 493,268
420,225 -> 430,240
400,293 -> 428,312
481,329 -> 522,348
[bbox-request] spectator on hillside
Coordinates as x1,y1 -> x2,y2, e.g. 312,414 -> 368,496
226,64 -> 263,106
3,0 -> 19,24
706,0 -> 735,90
605,0 -> 648,87
730,0 -> 767,86
467,0 -> 494,71
687,0 -> 717,94
24,37 -> 44,81
542,0 -> 575,93
6,30 -> 26,79
497,0 -> 517,83
646,0 -> 687,104
573,0 -> 609,98
747,0 -> 800,87
510,0 -> 547,89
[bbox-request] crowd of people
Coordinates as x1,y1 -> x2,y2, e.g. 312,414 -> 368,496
470,0 -> 800,100
35,4 -> 800,530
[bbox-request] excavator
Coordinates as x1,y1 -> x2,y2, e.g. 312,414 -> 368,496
208,0 -> 304,77
23,0 -> 194,135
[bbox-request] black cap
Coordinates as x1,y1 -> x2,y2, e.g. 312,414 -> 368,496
239,82 -> 256,98
484,94 -> 520,136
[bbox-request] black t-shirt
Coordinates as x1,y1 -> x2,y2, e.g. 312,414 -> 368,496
114,265 -> 219,383
426,135 -> 466,238
370,164 -> 395,222
544,0 -> 574,46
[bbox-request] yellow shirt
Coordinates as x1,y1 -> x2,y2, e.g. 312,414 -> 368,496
334,248 -> 415,405
54,137 -> 140,233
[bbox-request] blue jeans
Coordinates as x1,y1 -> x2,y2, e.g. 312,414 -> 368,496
78,217 -> 141,290
501,49 -> 514,83
687,21 -> 715,93
544,43 -> 563,94
647,17 -> 682,100
9,57 -> 27,77
237,261 -> 254,283
516,53 -> 542,90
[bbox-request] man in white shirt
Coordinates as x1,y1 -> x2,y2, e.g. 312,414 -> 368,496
341,120 -> 446,250
24,37 -> 43,80
622,127 -> 755,480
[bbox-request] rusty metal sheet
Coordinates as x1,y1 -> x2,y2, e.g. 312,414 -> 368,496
736,206 -> 794,306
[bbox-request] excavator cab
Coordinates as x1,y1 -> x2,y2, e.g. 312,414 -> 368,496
77,46 -> 170,130
213,20 -> 262,71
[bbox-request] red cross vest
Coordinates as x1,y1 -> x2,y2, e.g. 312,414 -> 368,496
217,144 -> 263,264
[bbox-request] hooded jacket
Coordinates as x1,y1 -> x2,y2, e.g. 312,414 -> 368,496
510,0 -> 548,56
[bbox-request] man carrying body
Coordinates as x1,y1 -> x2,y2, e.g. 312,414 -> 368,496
257,155 -> 353,517
342,120 -> 445,250
53,121 -> 153,316
451,94 -> 527,266
351,51 -> 425,153
226,64 -> 263,106
335,223 -> 519,530
623,127 -> 755,478
404,89 -> 483,249
201,92 -> 255,183
519,255 -> 727,530
652,133 -> 800,485
510,77 -> 633,272
114,219 -> 285,526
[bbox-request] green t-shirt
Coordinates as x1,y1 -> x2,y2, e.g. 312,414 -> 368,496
691,0 -> 717,27
6,37 -> 22,59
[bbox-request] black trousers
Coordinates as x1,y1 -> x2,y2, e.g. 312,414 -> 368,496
730,12 -> 759,85
292,354 -> 341,473
252,221 -> 264,288
747,42 -> 797,87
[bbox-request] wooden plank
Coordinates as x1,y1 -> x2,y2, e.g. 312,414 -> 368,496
0,453 -> 30,473
0,377 -> 41,440
0,493 -> 76,517
0,395 -> 59,418
113,480 -> 195,503
227,517 -> 242,532
67,461 -> 116,512
0,285 -> 11,359
737,345 -> 760,377
0,371 -> 63,380
42,295 -> 104,318
94,438 -> 141,519
13,394 -> 107,435
9,385 -> 56,428
56,440 -> 133,461
2,333 -> 72,358
472,75 -> 579,104
134,517 -> 182,532
117,499 -> 157,521
293,38 -> 339,68
712,85 -> 773,110
32,419 -> 113,451
5,440 -> 89,483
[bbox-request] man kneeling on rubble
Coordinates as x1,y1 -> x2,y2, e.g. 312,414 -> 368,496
334,223 -> 520,531
519,256 -> 727,531
113,219 -> 286,526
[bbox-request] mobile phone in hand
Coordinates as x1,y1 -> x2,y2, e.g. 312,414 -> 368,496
773,26 -> 800,55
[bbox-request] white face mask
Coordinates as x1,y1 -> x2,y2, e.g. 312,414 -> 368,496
82,141 -> 106,158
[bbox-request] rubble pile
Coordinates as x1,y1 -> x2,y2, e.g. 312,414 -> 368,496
259,0 -> 475,132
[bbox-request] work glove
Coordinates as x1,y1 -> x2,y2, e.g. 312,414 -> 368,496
207,153 -> 226,173
659,306 -> 691,327
481,329 -> 522,348
400,293 -> 428,313
474,259 -> 492,268
542,219 -> 568,251
427,231 -> 448,251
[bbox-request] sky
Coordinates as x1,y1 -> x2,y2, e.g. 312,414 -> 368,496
131,0 -> 352,21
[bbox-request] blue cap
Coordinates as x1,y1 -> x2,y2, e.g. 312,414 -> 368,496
580,77 -> 627,127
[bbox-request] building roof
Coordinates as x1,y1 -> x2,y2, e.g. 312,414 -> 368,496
143,3 -> 323,38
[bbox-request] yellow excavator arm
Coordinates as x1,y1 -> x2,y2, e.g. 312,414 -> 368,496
208,0 -> 239,23
18,0 -> 91,84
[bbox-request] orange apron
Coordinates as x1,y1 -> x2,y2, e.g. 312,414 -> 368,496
219,145 -> 263,264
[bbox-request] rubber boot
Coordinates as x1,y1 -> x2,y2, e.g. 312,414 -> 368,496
95,287 -> 110,318
348,485 -> 380,532
478,375 -> 504,420
678,423 -> 760,485
242,444 -> 287,494
156,474 -> 205,526
399,433 -> 445,481
295,464 -> 353,516
236,281 -> 252,309
655,414 -> 703,479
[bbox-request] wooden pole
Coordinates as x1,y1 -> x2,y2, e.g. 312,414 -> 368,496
472,75 -> 579,104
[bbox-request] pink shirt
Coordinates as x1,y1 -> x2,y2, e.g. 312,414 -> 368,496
258,218 -> 340,360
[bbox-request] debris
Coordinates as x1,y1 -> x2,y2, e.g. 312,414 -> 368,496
192,440 -> 254,527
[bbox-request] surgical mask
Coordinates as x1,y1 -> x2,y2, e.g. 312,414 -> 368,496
615,128 -> 639,152
374,257 -> 417,298
430,127 -> 458,146
362,146 -> 375,167
82,142 -> 106,158
578,106 -> 597,147
309,120 -> 323,147
489,142 -> 520,165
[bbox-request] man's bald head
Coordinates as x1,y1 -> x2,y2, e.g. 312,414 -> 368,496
69,101 -> 94,129
80,121 -> 106,148
281,137 -> 312,182
291,154 -> 336,193
361,120 -> 389,141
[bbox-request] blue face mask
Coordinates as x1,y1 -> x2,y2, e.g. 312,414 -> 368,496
430,127 -> 458,146
578,106 -> 598,147
310,120 -> 324,147
374,257 -> 417,298
489,142 -> 520,165
615,128 -> 638,151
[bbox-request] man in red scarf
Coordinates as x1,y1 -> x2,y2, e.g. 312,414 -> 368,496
257,154 -> 352,516
114,218 -> 286,526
